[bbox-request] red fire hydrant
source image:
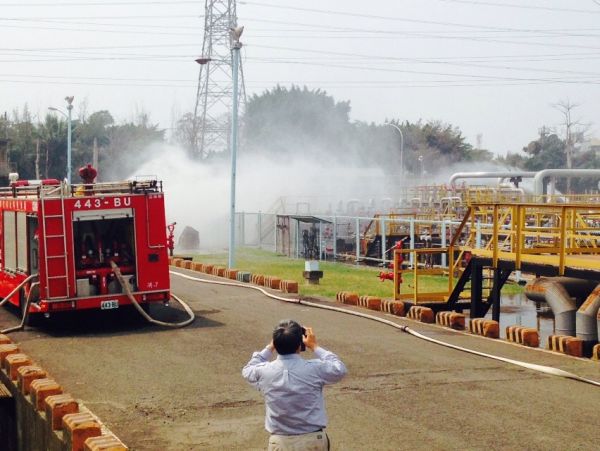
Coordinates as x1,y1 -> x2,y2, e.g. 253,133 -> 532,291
166,222 -> 176,257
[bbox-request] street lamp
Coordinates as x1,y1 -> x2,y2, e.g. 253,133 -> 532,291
192,57 -> 211,155
228,25 -> 243,269
384,122 -> 404,176
48,96 -> 74,184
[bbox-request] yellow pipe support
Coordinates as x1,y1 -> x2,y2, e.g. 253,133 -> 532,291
492,204 -> 499,268
559,206 -> 567,276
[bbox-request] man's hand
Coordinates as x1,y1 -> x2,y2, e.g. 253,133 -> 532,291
303,326 -> 318,351
267,340 -> 275,352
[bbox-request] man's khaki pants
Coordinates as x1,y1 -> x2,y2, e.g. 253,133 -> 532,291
267,430 -> 329,451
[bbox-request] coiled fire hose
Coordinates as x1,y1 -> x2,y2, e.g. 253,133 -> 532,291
112,261 -> 195,328
170,269 -> 600,388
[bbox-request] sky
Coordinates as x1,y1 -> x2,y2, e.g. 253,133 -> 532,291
1,0 -> 600,156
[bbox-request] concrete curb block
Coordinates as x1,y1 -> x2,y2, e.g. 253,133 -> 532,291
469,319 -> 499,338
30,378 -> 62,411
236,271 -> 252,283
4,353 -> 32,381
174,261 -> 296,295
17,365 -> 47,395
280,280 -> 299,294
0,344 -> 20,364
547,334 -> 584,357
224,269 -> 239,280
0,334 -> 128,451
201,264 -> 214,274
63,412 -> 102,451
407,306 -> 435,323
358,296 -> 382,311
264,276 -> 282,290
592,344 -> 600,361
84,434 -> 129,450
46,394 -> 79,431
380,300 -> 405,317
436,311 -> 465,330
506,325 -> 540,348
211,266 -> 226,277
335,292 -> 359,306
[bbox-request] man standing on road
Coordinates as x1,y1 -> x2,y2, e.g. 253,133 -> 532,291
242,319 -> 347,450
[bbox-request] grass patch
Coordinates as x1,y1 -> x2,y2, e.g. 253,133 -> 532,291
187,248 -> 523,299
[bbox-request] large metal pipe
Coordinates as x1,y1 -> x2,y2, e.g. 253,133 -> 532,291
533,169 -> 600,195
577,284 -> 600,342
449,171 -> 536,186
525,277 -> 596,336
525,279 -> 574,335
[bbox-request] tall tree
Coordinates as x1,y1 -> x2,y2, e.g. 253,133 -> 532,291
553,100 -> 589,192
243,85 -> 354,161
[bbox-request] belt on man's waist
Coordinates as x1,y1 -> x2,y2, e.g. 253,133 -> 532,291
271,428 -> 324,436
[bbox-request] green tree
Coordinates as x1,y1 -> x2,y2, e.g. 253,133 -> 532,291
103,120 -> 165,179
242,85 -> 354,159
38,114 -> 68,180
522,133 -> 566,171
73,110 -> 114,176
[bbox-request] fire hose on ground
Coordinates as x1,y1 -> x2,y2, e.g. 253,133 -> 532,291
0,277 -> 40,334
170,269 -> 600,388
111,261 -> 195,328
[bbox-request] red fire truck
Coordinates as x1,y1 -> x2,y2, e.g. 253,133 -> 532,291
0,171 -> 170,317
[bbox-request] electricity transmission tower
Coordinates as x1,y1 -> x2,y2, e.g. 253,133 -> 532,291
192,0 -> 246,158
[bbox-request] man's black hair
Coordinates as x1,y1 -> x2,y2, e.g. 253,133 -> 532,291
273,319 -> 303,355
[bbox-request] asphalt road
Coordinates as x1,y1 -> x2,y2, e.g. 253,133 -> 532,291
2,267 -> 600,450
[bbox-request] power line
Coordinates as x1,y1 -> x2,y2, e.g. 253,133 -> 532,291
1,76 -> 598,90
6,13 -> 600,35
0,17 -> 203,31
2,0 -> 199,6
437,0 -> 600,14
3,42 -> 600,64
0,23 -> 201,36
4,43 -> 600,81
4,14 -> 600,42
6,16 -> 600,38
247,44 -> 600,78
5,21 -> 600,51
240,1 -> 600,32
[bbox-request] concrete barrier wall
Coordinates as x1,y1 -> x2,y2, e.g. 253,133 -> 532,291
0,335 -> 127,451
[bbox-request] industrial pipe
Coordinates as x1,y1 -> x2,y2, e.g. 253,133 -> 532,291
576,284 -> 600,342
449,171 -> 536,186
525,277 -> 596,336
533,169 -> 600,195
544,282 -> 577,336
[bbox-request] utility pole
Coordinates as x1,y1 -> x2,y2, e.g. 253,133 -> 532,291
228,25 -> 243,269
35,138 -> 40,179
192,0 -> 246,158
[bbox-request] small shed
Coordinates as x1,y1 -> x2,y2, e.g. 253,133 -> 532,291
277,215 -> 332,259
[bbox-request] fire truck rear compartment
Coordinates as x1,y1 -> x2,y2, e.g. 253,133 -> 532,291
73,212 -> 136,297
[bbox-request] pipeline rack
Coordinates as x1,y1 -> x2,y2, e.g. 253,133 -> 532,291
392,201 -> 600,319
